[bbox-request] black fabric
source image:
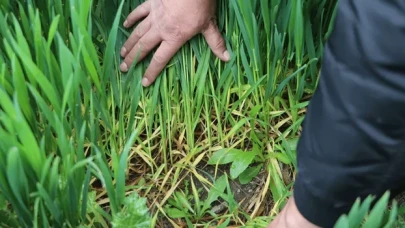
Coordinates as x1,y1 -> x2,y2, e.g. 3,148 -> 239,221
293,0 -> 405,227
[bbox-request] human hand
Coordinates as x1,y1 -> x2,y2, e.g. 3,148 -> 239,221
120,0 -> 230,87
267,196 -> 320,228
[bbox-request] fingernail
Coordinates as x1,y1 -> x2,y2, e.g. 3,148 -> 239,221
121,47 -> 127,56
142,77 -> 150,87
120,62 -> 128,72
123,20 -> 128,27
223,50 -> 230,61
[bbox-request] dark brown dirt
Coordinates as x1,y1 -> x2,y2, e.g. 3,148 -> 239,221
192,163 -> 271,214
395,191 -> 405,206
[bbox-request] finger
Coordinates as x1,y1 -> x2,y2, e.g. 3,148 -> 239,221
120,29 -> 161,72
123,1 -> 151,28
142,41 -> 183,87
121,17 -> 151,57
202,21 -> 230,62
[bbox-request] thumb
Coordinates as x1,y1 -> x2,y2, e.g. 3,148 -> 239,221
202,21 -> 230,62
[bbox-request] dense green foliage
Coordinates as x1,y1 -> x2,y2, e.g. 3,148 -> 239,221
1,0 -> 401,227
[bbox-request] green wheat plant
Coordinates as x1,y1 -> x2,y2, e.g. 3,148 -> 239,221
0,0 -> 374,227
0,0 -> 150,227
334,191 -> 405,228
243,192 -> 405,228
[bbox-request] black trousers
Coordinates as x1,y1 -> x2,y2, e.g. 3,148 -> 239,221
294,0 -> 405,227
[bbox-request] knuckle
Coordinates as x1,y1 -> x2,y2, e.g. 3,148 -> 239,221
138,40 -> 149,52
203,20 -> 217,33
152,54 -> 165,64
202,23 -> 212,33
170,29 -> 184,40
135,27 -> 143,38
214,38 -> 225,49
138,4 -> 147,13
158,20 -> 185,41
